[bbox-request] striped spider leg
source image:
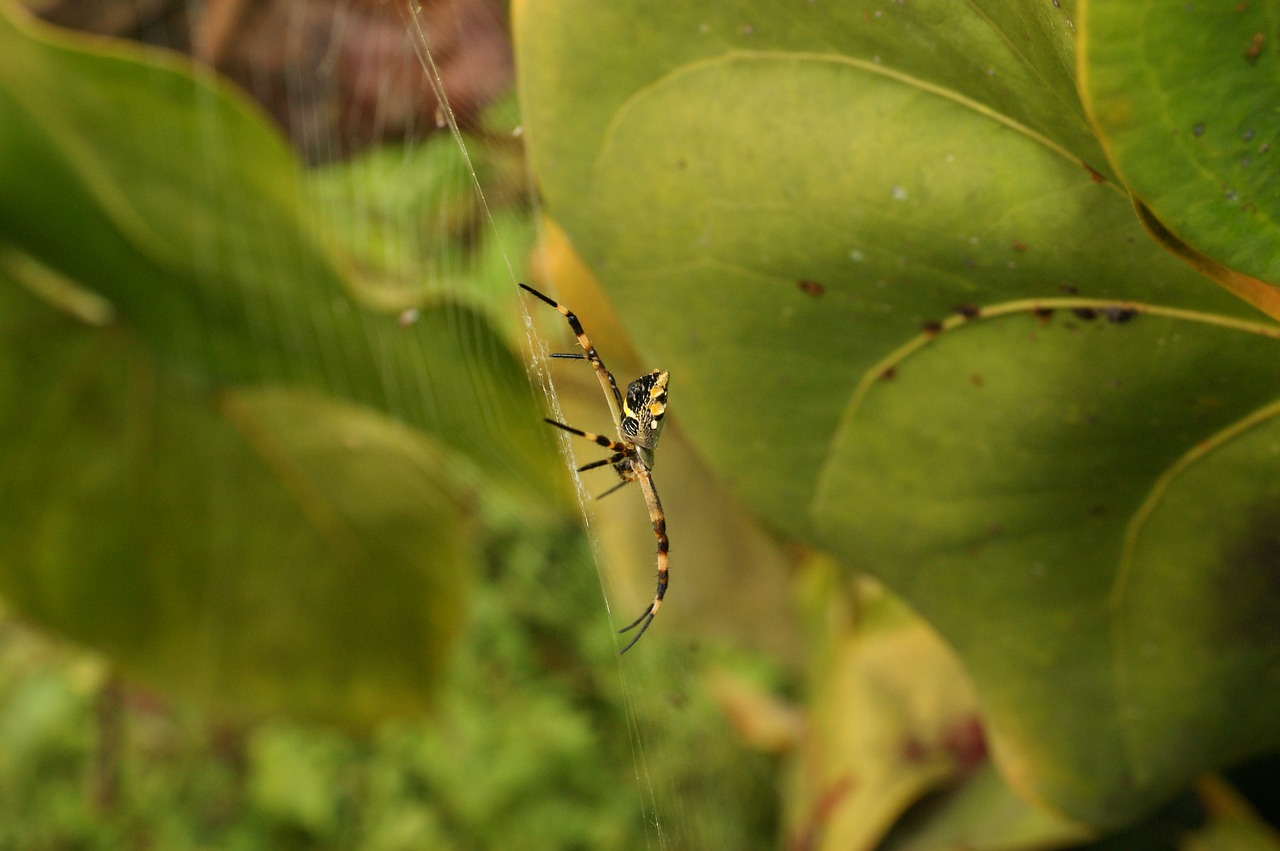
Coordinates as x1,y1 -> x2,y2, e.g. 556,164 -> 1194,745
519,283 -> 670,653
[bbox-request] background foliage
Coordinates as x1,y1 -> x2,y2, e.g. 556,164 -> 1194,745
2,0 -> 1280,847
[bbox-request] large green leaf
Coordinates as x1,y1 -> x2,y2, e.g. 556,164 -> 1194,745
0,6 -> 559,722
1079,0 -> 1280,291
517,0 -> 1280,827
815,308 -> 1280,824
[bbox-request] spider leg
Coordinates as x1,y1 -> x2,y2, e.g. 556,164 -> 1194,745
543,418 -> 629,454
545,421 -> 638,497
519,284 -> 625,424
618,472 -> 668,654
521,284 -> 671,654
576,454 -> 625,473
593,479 -> 633,500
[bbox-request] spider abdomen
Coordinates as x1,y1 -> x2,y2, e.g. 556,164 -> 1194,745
621,370 -> 669,454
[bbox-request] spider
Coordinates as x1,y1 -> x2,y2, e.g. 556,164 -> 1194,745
519,283 -> 670,654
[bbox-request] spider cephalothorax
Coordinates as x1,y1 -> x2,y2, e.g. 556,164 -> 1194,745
520,284 -> 670,653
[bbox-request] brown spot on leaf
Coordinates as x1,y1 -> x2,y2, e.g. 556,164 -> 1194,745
942,717 -> 987,773
1247,32 -> 1265,65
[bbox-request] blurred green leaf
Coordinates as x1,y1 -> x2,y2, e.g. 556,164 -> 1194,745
306,126 -> 537,344
517,0 -> 1280,828
880,763 -> 1090,851
1183,777 -> 1280,851
0,5 -> 559,722
1,276 -> 474,723
785,582 -> 983,850
0,6 -> 555,504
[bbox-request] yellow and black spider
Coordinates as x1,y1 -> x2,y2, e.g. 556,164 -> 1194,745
520,283 -> 670,653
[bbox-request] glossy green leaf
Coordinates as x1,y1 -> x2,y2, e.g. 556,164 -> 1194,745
1079,0 -> 1280,286
815,308 -> 1280,824
517,0 -> 1280,827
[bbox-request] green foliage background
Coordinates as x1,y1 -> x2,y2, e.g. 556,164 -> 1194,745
2,0 -> 1280,847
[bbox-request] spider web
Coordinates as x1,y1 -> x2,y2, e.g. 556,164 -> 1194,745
5,1 -> 782,847
397,9 -> 784,850
23,2 -> 1280,847
399,10 -> 765,849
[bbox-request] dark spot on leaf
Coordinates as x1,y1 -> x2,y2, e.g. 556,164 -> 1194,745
1103,306 -> 1136,324
1193,123 -> 1206,137
968,374 -> 984,388
942,717 -> 987,773
954,303 -> 981,320
921,319 -> 943,338
1085,163 -> 1107,183
1071,307 -> 1099,320
1217,499 -> 1280,646
879,366 -> 897,381
1246,32 -> 1264,64
1032,306 -> 1055,324
797,279 -> 825,297
1244,129 -> 1256,142
1011,239 -> 1029,252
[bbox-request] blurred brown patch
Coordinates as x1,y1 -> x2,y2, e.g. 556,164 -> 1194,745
35,0 -> 514,163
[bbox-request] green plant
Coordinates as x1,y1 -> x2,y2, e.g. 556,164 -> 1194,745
5,0 -> 1280,846
516,0 -> 1280,836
